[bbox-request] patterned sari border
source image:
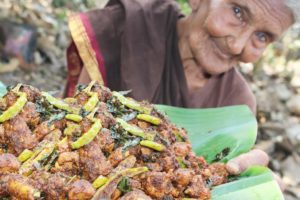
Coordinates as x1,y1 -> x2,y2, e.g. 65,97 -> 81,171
68,13 -> 104,85
80,13 -> 108,85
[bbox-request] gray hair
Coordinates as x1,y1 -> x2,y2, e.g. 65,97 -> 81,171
284,0 -> 300,23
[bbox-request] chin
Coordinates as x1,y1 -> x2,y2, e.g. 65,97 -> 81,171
199,56 -> 233,75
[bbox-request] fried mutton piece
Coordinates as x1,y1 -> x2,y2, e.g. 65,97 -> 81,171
119,189 -> 152,200
79,140 -> 112,181
7,175 -> 41,200
0,153 -> 20,174
4,116 -> 38,154
68,180 -> 95,200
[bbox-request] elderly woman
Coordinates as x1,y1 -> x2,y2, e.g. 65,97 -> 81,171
65,0 -> 298,189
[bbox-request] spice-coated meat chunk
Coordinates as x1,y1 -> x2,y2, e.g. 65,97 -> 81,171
53,151 -> 80,176
142,172 -> 173,198
33,121 -> 54,141
208,163 -> 229,186
0,124 -> 6,144
20,85 -> 40,102
79,140 -> 112,181
5,91 -> 18,107
20,102 -> 40,127
173,168 -> 195,187
0,153 -> 20,174
43,173 -> 68,200
119,189 -> 152,200
4,116 -> 38,154
68,180 -> 95,200
184,175 -> 210,199
96,128 -> 115,153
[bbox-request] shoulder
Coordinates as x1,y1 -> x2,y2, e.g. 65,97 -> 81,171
222,68 -> 257,114
115,0 -> 182,21
122,0 -> 180,12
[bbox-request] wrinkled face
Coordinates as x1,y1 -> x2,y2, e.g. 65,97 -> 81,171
186,0 -> 294,75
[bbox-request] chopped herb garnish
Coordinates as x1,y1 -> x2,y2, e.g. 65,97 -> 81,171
47,112 -> 66,126
117,177 -> 132,193
122,137 -> 141,153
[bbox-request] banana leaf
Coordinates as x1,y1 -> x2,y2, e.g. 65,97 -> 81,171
0,81 -> 7,97
155,105 -> 284,200
212,166 -> 284,200
155,105 -> 257,163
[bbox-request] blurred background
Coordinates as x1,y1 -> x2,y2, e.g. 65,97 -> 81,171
0,1 -> 300,199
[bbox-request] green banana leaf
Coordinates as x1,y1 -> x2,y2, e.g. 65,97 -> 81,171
0,81 -> 7,97
155,105 -> 257,163
155,105 -> 284,200
212,166 -> 284,200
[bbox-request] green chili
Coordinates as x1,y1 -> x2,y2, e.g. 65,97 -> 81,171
41,92 -> 73,113
92,175 -> 109,189
83,92 -> 99,112
11,83 -> 23,93
18,149 -> 33,163
65,114 -> 83,122
86,107 -> 98,120
0,92 -> 27,122
83,81 -> 97,94
64,97 -> 77,104
20,143 -> 56,176
71,119 -> 102,149
137,114 -> 161,125
57,136 -> 68,146
140,140 -> 165,151
116,118 -> 145,138
92,167 -> 148,200
112,91 -> 152,114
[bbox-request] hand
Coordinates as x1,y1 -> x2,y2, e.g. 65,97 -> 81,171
226,149 -> 285,191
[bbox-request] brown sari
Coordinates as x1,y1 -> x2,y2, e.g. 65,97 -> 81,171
66,0 -> 256,113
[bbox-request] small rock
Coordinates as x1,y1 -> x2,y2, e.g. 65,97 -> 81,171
285,186 -> 300,199
270,159 -> 281,171
255,140 -> 275,154
286,124 -> 300,146
274,83 -> 292,101
287,95 -> 300,115
34,51 -> 43,65
284,193 -> 298,200
282,156 -> 300,185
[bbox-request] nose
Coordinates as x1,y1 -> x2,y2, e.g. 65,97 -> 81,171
226,30 -> 252,55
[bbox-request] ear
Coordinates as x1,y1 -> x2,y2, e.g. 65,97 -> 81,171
189,0 -> 201,12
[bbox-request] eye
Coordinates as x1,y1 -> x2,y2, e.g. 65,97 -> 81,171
233,6 -> 243,21
255,32 -> 268,43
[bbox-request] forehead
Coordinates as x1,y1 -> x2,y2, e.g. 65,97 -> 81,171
221,0 -> 294,38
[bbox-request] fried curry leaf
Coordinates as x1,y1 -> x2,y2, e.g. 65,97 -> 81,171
121,138 -> 141,153
110,125 -> 137,149
47,112 -> 66,126
117,177 -> 132,193
107,97 -> 132,117
121,111 -> 137,122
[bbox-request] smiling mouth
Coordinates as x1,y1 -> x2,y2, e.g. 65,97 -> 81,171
211,40 -> 231,60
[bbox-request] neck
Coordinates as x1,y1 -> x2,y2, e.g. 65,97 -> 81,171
177,18 -> 209,91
